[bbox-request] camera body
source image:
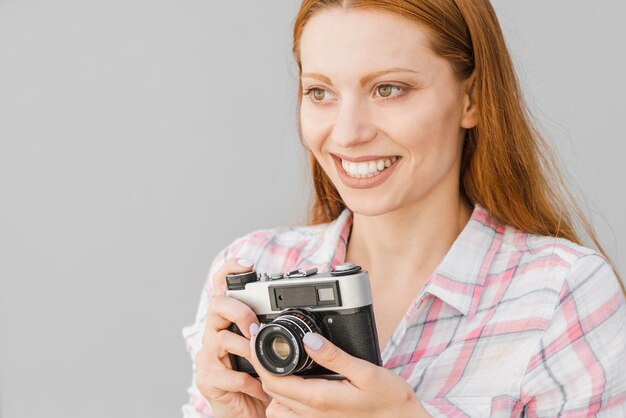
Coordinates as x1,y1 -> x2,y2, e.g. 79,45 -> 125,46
225,262 -> 382,378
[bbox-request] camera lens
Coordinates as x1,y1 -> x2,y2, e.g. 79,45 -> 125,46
270,336 -> 291,360
255,309 -> 320,376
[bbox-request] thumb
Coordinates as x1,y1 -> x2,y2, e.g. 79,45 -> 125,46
302,332 -> 374,386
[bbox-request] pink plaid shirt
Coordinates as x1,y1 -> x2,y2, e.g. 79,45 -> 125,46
182,204 -> 626,417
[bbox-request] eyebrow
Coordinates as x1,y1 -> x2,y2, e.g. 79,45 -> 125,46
301,67 -> 420,87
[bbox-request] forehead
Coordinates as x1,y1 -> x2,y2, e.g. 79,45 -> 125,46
299,9 -> 437,75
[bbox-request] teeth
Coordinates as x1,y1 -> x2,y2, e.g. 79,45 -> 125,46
340,156 -> 398,178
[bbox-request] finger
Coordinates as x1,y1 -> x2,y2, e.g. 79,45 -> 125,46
196,329 -> 252,370
204,294 -> 258,340
212,257 -> 255,296
265,399 -> 303,418
212,329 -> 251,360
263,390 -> 315,417
263,378 -> 358,414
196,365 -> 270,404
302,332 -> 379,389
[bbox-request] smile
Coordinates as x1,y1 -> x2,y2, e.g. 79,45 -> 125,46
340,156 -> 398,178
331,154 -> 401,189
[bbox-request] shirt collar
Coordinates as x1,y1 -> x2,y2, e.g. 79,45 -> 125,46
424,204 -> 504,317
332,203 -> 504,318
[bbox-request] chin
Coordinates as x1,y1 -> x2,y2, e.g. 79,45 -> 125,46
341,194 -> 399,217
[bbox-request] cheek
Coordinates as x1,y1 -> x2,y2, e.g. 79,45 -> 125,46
382,105 -> 444,159
299,104 -> 329,151
386,96 -> 463,167
401,92 -> 460,136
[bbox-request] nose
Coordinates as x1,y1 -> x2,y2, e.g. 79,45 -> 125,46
330,97 -> 377,148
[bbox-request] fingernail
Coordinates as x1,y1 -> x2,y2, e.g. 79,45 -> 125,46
249,323 -> 259,337
303,332 -> 323,351
237,258 -> 254,268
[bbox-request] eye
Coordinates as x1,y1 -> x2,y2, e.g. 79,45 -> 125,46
375,84 -> 404,99
303,87 -> 333,103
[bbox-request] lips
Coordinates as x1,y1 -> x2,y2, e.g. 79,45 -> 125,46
331,154 -> 401,189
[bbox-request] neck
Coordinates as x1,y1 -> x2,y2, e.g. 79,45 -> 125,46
345,193 -> 473,288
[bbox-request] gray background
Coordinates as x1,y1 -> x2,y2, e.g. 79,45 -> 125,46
0,1 -> 623,417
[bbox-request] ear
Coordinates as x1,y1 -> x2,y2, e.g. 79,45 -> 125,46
460,72 -> 478,129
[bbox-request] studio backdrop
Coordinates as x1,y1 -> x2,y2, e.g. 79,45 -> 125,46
0,1 -> 623,417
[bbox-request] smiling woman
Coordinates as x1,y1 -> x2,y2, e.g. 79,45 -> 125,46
183,1 -> 626,417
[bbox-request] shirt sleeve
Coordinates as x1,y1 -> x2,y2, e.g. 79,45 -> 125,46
519,252 -> 626,417
180,245 -> 232,418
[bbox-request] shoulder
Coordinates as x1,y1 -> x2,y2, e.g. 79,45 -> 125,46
217,208 -> 353,274
499,222 -> 598,266
495,222 -> 622,309
498,221 -> 606,275
469,205 -> 601,282
222,223 -> 328,272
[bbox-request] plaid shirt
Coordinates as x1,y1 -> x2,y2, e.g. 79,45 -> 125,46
182,204 -> 626,417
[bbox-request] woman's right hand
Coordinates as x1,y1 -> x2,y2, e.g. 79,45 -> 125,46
194,258 -> 270,418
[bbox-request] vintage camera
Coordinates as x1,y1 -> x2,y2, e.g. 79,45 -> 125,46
225,262 -> 382,378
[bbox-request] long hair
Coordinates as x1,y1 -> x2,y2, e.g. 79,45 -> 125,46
291,0 -> 624,294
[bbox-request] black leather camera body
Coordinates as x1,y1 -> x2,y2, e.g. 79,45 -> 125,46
225,262 -> 382,378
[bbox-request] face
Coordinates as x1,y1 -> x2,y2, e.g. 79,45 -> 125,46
298,9 -> 476,216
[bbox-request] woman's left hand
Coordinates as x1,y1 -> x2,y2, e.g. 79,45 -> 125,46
248,330 -> 432,418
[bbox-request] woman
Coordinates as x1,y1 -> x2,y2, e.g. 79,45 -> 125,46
183,1 -> 626,417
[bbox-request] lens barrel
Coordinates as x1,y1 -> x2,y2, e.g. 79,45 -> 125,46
255,309 -> 320,375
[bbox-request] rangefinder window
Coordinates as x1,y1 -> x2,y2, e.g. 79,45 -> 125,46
270,281 -> 341,310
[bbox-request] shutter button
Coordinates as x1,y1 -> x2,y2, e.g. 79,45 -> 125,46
330,262 -> 362,276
